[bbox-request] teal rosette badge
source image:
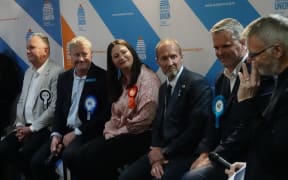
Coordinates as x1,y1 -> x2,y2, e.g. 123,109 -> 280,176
212,95 -> 225,128
85,95 -> 97,121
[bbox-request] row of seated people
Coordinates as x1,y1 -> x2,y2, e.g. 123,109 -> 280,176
0,32 -> 211,180
1,13 -> 287,180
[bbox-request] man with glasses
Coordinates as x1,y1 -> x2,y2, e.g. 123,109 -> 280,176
247,44 -> 275,60
225,14 -> 288,180
182,18 -> 274,180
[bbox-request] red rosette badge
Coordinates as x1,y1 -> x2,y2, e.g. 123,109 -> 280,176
128,85 -> 138,109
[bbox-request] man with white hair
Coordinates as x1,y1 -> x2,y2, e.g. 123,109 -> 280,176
30,36 -> 110,180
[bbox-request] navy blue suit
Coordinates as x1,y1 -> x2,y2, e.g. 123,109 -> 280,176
119,68 -> 212,180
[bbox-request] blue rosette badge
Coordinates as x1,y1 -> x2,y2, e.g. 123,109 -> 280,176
212,95 -> 225,128
85,95 -> 97,121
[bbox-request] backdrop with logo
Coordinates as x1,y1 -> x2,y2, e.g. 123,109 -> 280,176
1,0 -> 287,84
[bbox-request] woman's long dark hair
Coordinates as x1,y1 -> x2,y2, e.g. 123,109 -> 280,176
107,39 -> 143,103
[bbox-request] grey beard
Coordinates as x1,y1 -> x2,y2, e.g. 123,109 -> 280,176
258,58 -> 279,76
166,69 -> 178,80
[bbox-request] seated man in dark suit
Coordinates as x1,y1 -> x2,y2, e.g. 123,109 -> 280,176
226,14 -> 288,180
119,38 -> 213,180
182,18 -> 274,180
30,36 -> 111,180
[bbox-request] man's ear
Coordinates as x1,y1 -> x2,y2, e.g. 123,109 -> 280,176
240,39 -> 247,51
155,57 -> 160,66
273,43 -> 284,59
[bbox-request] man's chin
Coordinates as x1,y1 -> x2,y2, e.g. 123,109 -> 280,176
166,70 -> 178,80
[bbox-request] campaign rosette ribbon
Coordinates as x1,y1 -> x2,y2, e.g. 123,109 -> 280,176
85,95 -> 97,120
212,95 -> 225,128
128,85 -> 138,109
40,89 -> 52,109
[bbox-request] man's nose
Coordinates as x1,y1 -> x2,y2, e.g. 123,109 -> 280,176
216,48 -> 224,56
167,58 -> 174,65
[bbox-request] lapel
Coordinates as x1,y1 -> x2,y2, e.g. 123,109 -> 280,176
262,91 -> 279,122
225,77 -> 240,109
262,76 -> 288,122
217,75 -> 231,100
66,69 -> 74,106
159,84 -> 166,107
21,68 -> 34,107
19,67 -> 33,112
158,82 -> 169,120
260,68 -> 288,125
166,68 -> 187,110
31,60 -> 52,107
79,63 -> 97,100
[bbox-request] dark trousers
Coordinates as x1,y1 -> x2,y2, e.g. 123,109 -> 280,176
30,134 -> 95,180
70,131 -> 151,180
181,164 -> 228,180
119,154 -> 194,180
0,128 -> 50,180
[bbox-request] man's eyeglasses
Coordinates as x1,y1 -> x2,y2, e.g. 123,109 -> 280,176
248,44 -> 274,59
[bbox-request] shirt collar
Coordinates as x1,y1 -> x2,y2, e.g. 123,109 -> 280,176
32,58 -> 49,77
223,53 -> 247,80
73,70 -> 87,80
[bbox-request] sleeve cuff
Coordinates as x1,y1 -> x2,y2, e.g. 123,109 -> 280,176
29,125 -> 35,132
50,132 -> 62,139
161,147 -> 169,159
74,128 -> 82,135
15,123 -> 24,127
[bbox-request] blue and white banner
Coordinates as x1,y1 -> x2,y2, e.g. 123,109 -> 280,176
1,0 -> 288,85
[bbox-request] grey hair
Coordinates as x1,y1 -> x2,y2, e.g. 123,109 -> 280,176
29,32 -> 50,48
67,36 -> 92,53
210,18 -> 244,40
242,14 -> 288,49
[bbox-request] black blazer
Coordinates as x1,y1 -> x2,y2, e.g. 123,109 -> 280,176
151,68 -> 212,158
198,61 -> 275,163
53,63 -> 111,137
239,68 -> 288,180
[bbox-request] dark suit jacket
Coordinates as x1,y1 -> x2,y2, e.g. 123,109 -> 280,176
53,63 -> 110,138
0,54 -> 22,133
197,61 -> 275,163
151,67 -> 212,158
235,68 -> 288,180
197,71 -> 241,154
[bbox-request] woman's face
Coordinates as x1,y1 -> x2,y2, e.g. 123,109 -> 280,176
111,44 -> 134,71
